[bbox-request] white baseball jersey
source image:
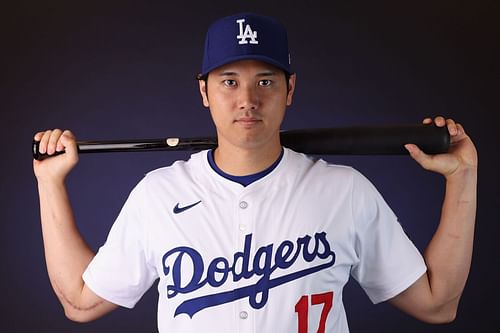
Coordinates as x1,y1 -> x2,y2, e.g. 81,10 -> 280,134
83,148 -> 426,333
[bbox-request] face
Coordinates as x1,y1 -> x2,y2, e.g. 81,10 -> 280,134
199,60 -> 296,153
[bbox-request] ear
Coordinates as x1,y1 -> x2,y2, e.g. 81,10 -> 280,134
286,74 -> 297,106
198,79 -> 210,107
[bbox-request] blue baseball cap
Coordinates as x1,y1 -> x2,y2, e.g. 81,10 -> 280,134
199,12 -> 292,77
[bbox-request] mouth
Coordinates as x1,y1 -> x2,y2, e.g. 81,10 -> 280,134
235,117 -> 261,127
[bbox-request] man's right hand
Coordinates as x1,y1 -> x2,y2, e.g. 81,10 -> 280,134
33,129 -> 79,182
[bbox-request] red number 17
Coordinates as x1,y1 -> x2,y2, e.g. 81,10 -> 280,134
295,291 -> 334,333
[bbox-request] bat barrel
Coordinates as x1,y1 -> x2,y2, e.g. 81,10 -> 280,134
280,124 -> 449,155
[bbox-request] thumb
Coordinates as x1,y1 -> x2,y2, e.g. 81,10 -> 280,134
405,143 -> 432,170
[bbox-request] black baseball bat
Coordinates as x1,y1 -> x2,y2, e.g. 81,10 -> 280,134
32,124 -> 450,161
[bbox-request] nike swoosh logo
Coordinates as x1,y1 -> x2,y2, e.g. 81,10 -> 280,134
173,200 -> 202,214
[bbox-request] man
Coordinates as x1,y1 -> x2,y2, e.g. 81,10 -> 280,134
33,12 -> 477,332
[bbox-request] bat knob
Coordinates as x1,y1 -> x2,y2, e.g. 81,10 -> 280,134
32,140 -> 42,160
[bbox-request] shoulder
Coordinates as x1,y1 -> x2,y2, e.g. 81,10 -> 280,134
284,148 -> 361,182
134,150 -> 209,191
147,150 -> 207,177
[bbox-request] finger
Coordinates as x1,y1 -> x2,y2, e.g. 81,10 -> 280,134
433,116 -> 446,127
47,129 -> 63,155
33,132 -> 44,141
445,118 -> 458,136
449,123 -> 468,144
38,130 -> 52,154
422,117 -> 433,125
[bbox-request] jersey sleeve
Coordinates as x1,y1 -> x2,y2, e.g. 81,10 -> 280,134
349,170 -> 427,304
83,180 -> 158,308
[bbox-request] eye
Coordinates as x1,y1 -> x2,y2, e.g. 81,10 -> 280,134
258,79 -> 272,87
223,79 -> 237,87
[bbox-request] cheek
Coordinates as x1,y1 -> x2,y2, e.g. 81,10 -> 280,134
208,96 -> 230,119
206,85 -> 232,108
275,108 -> 287,126
208,101 -> 233,128
268,94 -> 288,118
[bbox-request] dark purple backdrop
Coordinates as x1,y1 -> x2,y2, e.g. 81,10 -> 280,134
1,0 -> 498,332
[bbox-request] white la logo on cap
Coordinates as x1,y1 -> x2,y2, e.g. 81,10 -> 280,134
236,18 -> 258,45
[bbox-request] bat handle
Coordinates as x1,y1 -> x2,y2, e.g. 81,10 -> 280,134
32,137 -> 217,160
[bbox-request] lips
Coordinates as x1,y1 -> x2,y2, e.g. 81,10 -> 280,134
235,117 -> 261,126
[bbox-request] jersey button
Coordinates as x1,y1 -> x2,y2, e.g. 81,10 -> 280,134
239,201 -> 248,209
239,224 -> 247,231
239,311 -> 248,319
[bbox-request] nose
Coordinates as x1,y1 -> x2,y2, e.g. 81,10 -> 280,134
237,85 -> 259,110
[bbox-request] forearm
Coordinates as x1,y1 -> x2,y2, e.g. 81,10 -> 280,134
391,117 -> 478,322
33,129 -> 117,321
423,166 -> 477,306
37,179 -> 95,308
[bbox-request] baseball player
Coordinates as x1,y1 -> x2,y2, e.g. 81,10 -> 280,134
33,13 -> 477,332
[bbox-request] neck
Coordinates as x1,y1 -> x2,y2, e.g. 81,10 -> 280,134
213,140 -> 283,176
